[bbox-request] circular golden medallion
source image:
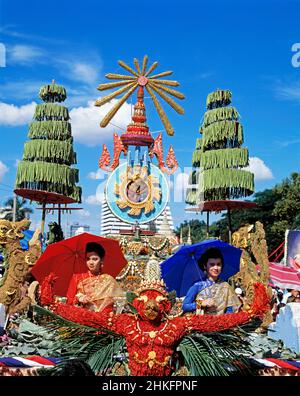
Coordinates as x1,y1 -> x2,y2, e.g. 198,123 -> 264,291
149,331 -> 156,339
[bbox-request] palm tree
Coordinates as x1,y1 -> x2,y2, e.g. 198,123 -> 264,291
2,196 -> 33,221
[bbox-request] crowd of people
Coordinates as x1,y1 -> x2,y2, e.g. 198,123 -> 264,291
269,287 -> 300,321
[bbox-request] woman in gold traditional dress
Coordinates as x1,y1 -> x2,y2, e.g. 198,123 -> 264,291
182,247 -> 240,315
66,242 -> 124,312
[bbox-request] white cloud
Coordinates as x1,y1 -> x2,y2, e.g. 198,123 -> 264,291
274,80 -> 300,101
9,44 -> 45,64
87,169 -> 107,180
69,62 -> 99,85
85,183 -> 105,205
276,138 -> 300,148
85,194 -> 101,205
78,209 -> 91,218
0,102 -> 36,125
57,54 -> 102,86
70,99 -> 132,146
246,157 -> 274,181
0,161 -> 9,181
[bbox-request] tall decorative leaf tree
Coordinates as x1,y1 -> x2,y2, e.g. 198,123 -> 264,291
186,89 -> 256,241
15,81 -> 81,233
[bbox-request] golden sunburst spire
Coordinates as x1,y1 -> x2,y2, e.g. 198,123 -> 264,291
95,55 -> 185,136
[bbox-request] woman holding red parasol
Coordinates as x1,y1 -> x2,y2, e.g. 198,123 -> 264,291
66,242 -> 124,312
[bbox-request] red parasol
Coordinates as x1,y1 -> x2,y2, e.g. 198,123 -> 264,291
31,232 -> 127,297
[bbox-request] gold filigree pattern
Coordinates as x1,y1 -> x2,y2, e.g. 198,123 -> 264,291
115,165 -> 161,216
133,351 -> 171,369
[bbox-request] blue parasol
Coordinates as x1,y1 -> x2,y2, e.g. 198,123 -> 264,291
161,239 -> 242,297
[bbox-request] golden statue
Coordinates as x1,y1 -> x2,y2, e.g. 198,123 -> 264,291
0,219 -> 42,314
231,221 -> 273,329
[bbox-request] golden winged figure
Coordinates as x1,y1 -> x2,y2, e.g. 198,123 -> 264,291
95,55 -> 185,136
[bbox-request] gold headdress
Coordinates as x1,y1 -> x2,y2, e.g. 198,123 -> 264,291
137,256 -> 167,295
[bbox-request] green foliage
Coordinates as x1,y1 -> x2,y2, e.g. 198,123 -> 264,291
195,138 -> 202,150
126,291 -> 137,304
33,305 -> 126,375
175,219 -> 206,243
188,89 -> 253,204
201,147 -> 249,170
34,103 -> 70,121
39,83 -> 67,102
179,330 -> 255,376
192,149 -> 201,168
47,221 -> 64,244
16,160 -> 79,186
15,83 -> 81,203
1,196 -> 33,222
28,121 -> 72,140
206,89 -> 232,109
203,168 -> 254,199
126,291 -> 138,314
23,139 -> 76,165
185,189 -> 198,206
203,106 -> 239,127
209,172 -> 300,253
201,121 -> 243,148
167,290 -> 177,306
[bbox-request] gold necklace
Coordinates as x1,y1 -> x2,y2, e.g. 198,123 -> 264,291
136,320 -> 168,339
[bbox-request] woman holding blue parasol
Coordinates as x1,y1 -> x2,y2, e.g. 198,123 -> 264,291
161,240 -> 242,315
182,247 -> 241,315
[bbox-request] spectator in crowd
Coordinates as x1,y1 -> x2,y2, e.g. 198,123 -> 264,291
286,289 -> 300,303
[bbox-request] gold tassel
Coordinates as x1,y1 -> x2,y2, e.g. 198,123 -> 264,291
105,73 -> 136,80
149,70 -> 173,79
95,82 -> 136,107
145,61 -> 158,77
150,80 -> 185,99
149,83 -> 184,115
145,85 -> 174,136
97,80 -> 133,91
118,60 -> 139,77
141,55 -> 148,75
133,58 -> 141,74
100,84 -> 138,127
148,79 -> 179,87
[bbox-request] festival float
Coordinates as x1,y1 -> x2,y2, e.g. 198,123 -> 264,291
0,59 -> 299,377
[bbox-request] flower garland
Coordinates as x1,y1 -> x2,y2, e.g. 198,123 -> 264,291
146,237 -> 169,252
116,260 -> 145,281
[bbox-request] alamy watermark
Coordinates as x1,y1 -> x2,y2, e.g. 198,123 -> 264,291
0,42 -> 6,67
291,43 -> 300,67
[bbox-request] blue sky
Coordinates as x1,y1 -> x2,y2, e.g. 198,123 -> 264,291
0,0 -> 300,234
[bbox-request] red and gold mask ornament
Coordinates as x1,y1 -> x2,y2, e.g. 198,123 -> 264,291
133,290 -> 172,322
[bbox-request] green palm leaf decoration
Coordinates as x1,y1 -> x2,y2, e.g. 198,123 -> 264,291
179,330 -> 255,376
33,305 -> 127,375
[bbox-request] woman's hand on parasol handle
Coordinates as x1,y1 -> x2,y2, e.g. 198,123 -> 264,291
76,293 -> 91,304
201,298 -> 215,308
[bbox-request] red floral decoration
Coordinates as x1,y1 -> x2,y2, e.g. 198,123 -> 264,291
40,277 -> 269,376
